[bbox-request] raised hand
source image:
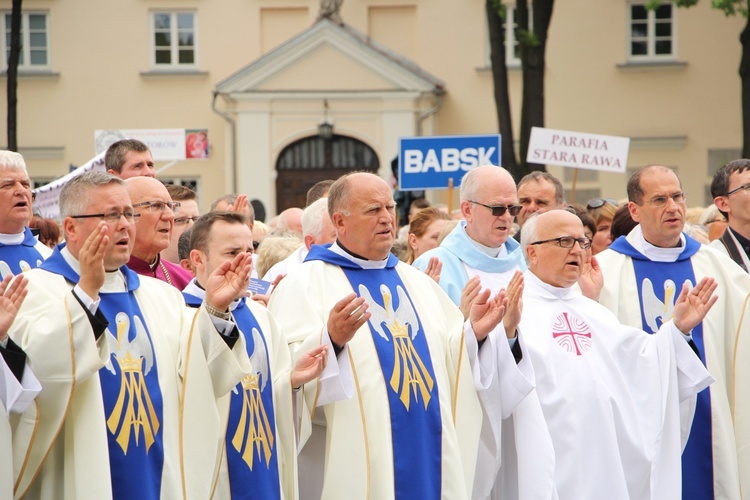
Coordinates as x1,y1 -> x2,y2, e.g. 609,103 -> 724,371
228,194 -> 250,217
501,271 -> 524,337
673,277 -> 719,334
327,293 -> 370,348
205,252 -> 253,312
469,288 -> 509,341
0,274 -> 28,341
459,276 -> 482,320
78,222 -> 109,300
578,253 -> 604,301
424,256 -> 442,284
290,344 -> 329,388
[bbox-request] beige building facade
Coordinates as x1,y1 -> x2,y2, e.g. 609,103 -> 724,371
0,0 -> 744,215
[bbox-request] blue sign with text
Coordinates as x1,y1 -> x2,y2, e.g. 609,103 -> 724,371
398,134 -> 501,190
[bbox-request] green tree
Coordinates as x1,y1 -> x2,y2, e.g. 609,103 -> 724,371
486,0 -> 556,181
671,0 -> 750,157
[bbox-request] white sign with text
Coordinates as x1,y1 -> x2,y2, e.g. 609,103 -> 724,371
527,127 -> 629,173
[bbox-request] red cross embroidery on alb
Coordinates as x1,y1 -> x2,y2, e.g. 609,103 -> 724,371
552,312 -> 592,356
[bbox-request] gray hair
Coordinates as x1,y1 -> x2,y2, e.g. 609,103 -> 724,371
105,139 -> 150,173
459,164 -> 514,202
459,166 -> 487,202
0,150 -> 28,173
302,197 -> 330,239
518,171 -> 565,206
520,212 -> 541,265
255,233 -> 303,279
60,171 -> 124,220
698,204 -> 725,226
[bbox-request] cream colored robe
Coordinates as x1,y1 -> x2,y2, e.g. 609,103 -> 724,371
1,352 -> 40,500
597,233 -> 750,499
269,250 -> 533,500
10,267 -> 251,500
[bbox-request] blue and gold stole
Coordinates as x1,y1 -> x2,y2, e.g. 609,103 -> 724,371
0,227 -> 46,277
41,247 -> 165,500
306,245 -> 442,499
183,292 -> 281,500
609,235 -> 713,500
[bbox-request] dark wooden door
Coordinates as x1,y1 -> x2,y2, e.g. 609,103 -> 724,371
275,134 -> 379,212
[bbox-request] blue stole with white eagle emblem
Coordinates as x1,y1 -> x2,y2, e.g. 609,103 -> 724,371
41,247 -> 165,500
306,245 -> 442,500
183,292 -> 281,500
0,227 -> 46,277
609,235 -> 713,500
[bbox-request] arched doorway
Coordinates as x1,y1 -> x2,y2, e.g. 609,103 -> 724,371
275,134 -> 379,212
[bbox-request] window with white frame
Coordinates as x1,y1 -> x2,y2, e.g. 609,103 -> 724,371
629,3 -> 675,59
485,5 -> 530,68
2,12 -> 49,71
503,6 -> 522,66
151,12 -> 197,69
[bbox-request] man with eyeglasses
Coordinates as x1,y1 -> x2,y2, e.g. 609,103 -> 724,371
511,209 -> 715,500
596,165 -> 750,500
0,151 -> 52,277
710,159 -> 750,272
162,184 -> 200,266
9,171 -> 255,499
413,165 -> 527,307
124,177 -> 193,290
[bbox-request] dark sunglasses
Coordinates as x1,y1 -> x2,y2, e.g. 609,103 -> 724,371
468,200 -> 523,217
586,198 -> 618,210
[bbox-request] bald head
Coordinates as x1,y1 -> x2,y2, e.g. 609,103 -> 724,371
523,209 -> 588,288
277,207 -> 303,234
460,165 -> 518,248
460,165 -> 515,202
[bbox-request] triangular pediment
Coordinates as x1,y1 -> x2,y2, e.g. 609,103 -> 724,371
215,18 -> 444,95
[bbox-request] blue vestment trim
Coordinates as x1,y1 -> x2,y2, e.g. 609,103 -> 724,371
43,248 -> 165,500
308,245 -> 442,499
0,227 -> 47,276
609,235 -> 714,499
184,293 -> 281,500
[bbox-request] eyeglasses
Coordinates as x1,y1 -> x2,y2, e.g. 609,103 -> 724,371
643,192 -> 687,207
530,236 -> 592,249
174,216 -> 199,225
727,183 -> 750,196
70,211 -> 141,224
586,198 -> 618,210
133,200 -> 181,213
468,200 -> 522,217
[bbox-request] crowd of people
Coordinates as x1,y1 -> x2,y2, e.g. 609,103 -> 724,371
0,139 -> 749,500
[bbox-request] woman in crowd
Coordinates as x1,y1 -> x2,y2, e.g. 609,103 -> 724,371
405,207 -> 451,264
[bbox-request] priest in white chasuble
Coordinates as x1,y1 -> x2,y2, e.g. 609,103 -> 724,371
9,172 -> 253,500
269,172 -> 535,500
183,210 -> 328,500
596,165 -> 750,499
514,210 -> 715,500
0,274 -> 40,500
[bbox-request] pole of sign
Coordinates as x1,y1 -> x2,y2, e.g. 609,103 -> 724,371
447,177 -> 454,214
570,168 -> 579,204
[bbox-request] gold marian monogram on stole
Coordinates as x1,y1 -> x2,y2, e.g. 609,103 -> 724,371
231,327 -> 274,470
104,312 -> 159,454
358,284 -> 434,412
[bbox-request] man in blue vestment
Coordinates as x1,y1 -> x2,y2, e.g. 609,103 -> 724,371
0,151 -> 52,277
597,165 -> 750,499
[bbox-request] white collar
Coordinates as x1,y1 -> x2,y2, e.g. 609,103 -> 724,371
0,231 -> 26,245
627,225 -> 686,262
61,246 -> 126,292
329,242 -> 389,269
